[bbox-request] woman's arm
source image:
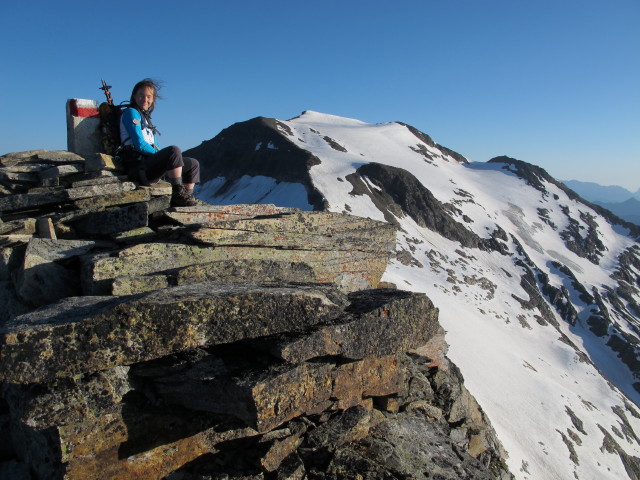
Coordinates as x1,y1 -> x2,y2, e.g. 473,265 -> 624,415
121,108 -> 158,155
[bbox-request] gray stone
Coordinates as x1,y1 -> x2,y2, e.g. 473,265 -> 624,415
65,181 -> 137,200
140,181 -> 172,196
148,194 -> 171,213
70,202 -> 149,235
14,238 -> 98,306
39,164 -> 84,180
190,211 -> 396,253
73,188 -> 150,209
35,150 -> 86,164
36,217 -> 56,239
0,165 -> 48,173
0,235 -> 33,248
70,172 -> 127,188
81,243 -> 222,295
112,274 -> 169,295
0,218 -> 36,235
304,405 -> 376,451
0,281 -> 29,325
110,226 -> 157,244
0,189 -> 70,213
0,169 -> 40,184
80,210 -> 394,294
259,422 -> 307,472
84,152 -> 125,172
0,246 -> 25,281
0,150 -> 48,164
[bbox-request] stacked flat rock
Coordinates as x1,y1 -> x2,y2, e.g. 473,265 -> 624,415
1,150 -> 391,311
0,150 -> 510,480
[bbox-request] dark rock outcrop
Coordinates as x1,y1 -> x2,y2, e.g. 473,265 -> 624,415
346,162 -> 485,249
184,117 -> 327,210
396,122 -> 469,164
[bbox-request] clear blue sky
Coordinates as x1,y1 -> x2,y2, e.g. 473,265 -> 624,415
1,0 -> 638,190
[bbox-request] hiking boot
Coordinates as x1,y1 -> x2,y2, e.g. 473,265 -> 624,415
171,184 -> 197,207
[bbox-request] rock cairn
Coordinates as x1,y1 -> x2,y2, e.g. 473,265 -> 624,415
0,150 -> 510,479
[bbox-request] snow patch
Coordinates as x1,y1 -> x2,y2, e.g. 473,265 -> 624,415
197,175 -> 313,210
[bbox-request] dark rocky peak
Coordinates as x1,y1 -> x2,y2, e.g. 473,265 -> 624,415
488,155 -> 553,194
184,116 -> 326,209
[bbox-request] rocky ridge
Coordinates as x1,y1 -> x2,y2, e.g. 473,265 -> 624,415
0,150 -> 510,479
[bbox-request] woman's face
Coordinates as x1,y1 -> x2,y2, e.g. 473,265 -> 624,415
134,86 -> 155,111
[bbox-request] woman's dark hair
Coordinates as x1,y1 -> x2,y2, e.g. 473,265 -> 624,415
130,78 -> 163,113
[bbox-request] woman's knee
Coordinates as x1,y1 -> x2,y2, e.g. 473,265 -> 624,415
165,145 -> 184,169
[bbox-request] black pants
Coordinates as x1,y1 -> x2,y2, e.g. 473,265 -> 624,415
126,146 -> 200,185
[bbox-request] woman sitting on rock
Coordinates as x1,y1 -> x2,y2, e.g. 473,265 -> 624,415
120,78 -> 199,207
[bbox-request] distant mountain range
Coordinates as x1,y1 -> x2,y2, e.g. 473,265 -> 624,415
562,180 -> 640,225
593,197 -> 640,226
562,179 -> 640,203
186,111 -> 640,480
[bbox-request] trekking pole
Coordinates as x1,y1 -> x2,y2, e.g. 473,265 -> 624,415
99,79 -> 114,105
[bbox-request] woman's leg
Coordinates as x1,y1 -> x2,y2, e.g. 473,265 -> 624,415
142,146 -> 197,206
181,157 -> 201,191
143,146 -> 184,184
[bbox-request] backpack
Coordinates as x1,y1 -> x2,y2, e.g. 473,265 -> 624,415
98,102 -> 127,155
98,80 -> 128,155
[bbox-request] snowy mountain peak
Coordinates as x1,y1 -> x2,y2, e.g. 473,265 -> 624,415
186,112 -> 640,479
289,110 -> 372,127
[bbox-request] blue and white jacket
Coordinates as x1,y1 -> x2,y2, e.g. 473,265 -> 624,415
120,107 -> 159,156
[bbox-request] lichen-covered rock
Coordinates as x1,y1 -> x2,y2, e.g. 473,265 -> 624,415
321,411 -> 499,480
256,289 -> 439,363
190,212 -> 396,256
82,220 -> 392,295
70,201 -> 149,235
0,282 -> 348,384
73,187 -> 150,209
81,243 -> 230,294
150,353 -> 401,433
175,259 -> 317,287
163,204 -> 298,225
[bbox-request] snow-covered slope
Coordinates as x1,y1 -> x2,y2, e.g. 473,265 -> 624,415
189,110 -> 640,480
